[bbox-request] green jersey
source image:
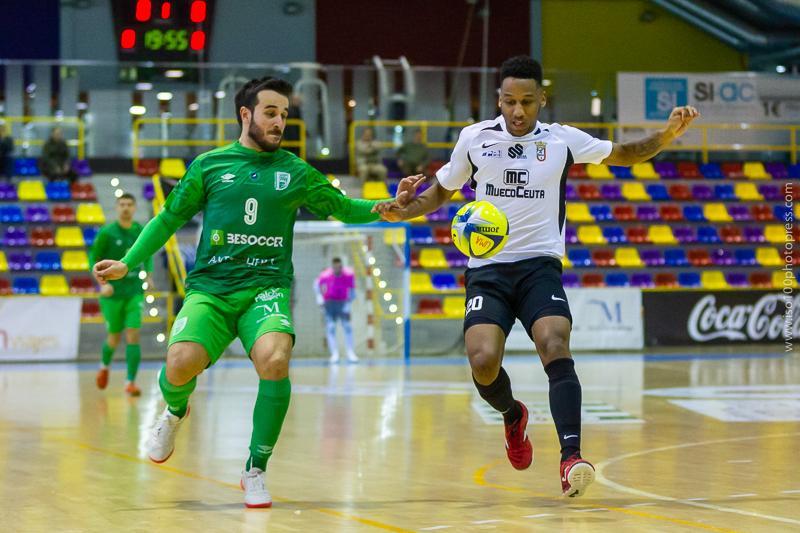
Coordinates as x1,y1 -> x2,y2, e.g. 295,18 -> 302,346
121,142 -> 384,294
90,221 -> 152,298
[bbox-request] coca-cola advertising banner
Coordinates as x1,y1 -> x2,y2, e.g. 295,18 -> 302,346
643,291 -> 798,346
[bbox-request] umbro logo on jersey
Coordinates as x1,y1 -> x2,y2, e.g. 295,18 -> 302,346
508,143 -> 527,159
481,141 -> 500,148
275,171 -> 291,190
220,173 -> 236,183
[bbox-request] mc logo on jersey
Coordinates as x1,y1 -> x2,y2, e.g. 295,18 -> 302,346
503,169 -> 529,186
535,141 -> 547,161
275,172 -> 291,190
508,143 -> 526,159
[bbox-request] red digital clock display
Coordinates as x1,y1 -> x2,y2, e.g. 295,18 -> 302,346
112,1 -> 215,60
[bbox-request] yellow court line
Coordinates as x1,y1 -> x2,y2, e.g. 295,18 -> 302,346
52,436 -> 415,533
472,458 -> 740,533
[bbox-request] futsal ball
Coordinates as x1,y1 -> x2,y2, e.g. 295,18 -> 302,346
451,200 -> 509,259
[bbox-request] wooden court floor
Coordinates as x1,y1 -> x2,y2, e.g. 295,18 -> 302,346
1,349 -> 798,532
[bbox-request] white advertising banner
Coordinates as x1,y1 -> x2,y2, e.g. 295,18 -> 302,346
617,72 -> 800,124
506,288 -> 643,351
0,297 -> 82,361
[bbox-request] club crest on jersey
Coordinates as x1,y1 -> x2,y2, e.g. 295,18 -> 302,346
535,141 -> 547,161
275,171 -> 291,190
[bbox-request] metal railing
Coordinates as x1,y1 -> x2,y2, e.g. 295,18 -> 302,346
2,116 -> 86,159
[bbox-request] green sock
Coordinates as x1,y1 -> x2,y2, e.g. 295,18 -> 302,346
101,342 -> 115,366
125,344 -> 141,382
246,378 -> 291,471
158,365 -> 196,418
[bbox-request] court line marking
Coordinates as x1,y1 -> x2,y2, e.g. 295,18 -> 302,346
728,494 -> 757,498
473,459 -> 738,532
781,490 -> 800,494
419,526 -> 452,531
522,513 -> 553,518
471,519 -> 503,524
50,436 -> 416,533
595,431 -> 800,528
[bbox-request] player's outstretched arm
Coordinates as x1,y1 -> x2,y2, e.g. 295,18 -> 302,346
373,178 -> 456,222
603,105 -> 700,167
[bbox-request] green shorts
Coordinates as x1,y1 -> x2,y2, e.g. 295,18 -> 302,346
99,293 -> 144,333
168,286 -> 295,364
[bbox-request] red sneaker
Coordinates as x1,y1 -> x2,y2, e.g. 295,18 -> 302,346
560,454 -> 595,497
504,401 -> 533,470
125,382 -> 141,397
96,368 -> 109,390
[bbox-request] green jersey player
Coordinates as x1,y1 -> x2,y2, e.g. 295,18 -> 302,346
93,76 -> 422,508
89,192 -> 153,397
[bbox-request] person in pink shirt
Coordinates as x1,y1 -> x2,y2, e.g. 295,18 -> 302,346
314,257 -> 358,363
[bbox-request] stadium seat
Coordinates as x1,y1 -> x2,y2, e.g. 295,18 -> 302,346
678,272 -> 701,288
587,164 -> 613,179
383,227 -> 406,246
602,226 -> 626,243
445,249 -> 468,268
419,248 -> 448,269
645,184 -> 670,201
751,204 -> 774,221
654,161 -> 678,178
71,182 -> 97,201
443,296 -> 465,318
711,248 -> 735,266
688,249 -> 711,266
758,184 -> 782,202
621,183 -> 650,201
0,278 -> 10,295
699,162 -> 723,179
615,247 -> 643,267
578,225 -> 606,244
565,226 -> 578,244
411,272 -> 435,294
0,251 -> 7,272
591,249 -> 615,267
410,226 -> 433,244
363,181 -> 390,200
713,184 -> 736,201
461,184 -> 476,201
648,225 -> 676,244
659,204 -> 683,221
568,163 -> 588,179
774,271 -> 798,289
626,226 -> 649,243
743,162 -> 770,180
734,248 -> 757,266
582,273 -> 605,287
743,226 -> 765,243
52,204 -> 76,223
562,273 -> 580,288
12,276 -> 40,294
45,181 -> 71,201
0,205 -> 23,223
721,162 -> 745,179
664,248 -> 689,267
790,164 -> 800,179
17,180 -> 46,201
734,183 -> 763,201
76,203 -> 106,224
703,203 -> 732,222
630,273 -> 654,287
14,158 -> 39,176
427,206 -> 450,222
577,184 -> 601,200
136,158 -> 159,176
34,251 -> 61,271
142,182 -> 155,201
8,252 -> 33,271
566,203 -> 593,223
636,205 -> 659,221
81,300 -> 101,317
677,162 -> 702,178
71,159 -> 92,177
62,250 -> 90,271
30,227 -> 55,247
756,247 -> 782,267
749,271 -> 772,288
55,226 -> 85,247
691,184 -> 714,201
432,273 -> 458,290
632,162 -> 659,179
764,225 -> 786,244
589,204 -> 613,221
565,183 -> 578,201
417,298 -> 443,315
0,182 -> 18,201
640,249 -> 664,267
654,272 -> 679,287
433,227 -> 451,245
668,184 -> 691,201
600,183 -> 623,201
83,227 -> 100,247
562,255 -> 572,269
610,166 -> 632,179
764,162 -> 788,179
682,205 -> 705,222
727,205 -> 751,221
606,272 -> 630,286
567,249 -> 592,267
774,205 -> 792,222
410,249 -> 420,268
720,225 -> 743,243
160,158 -> 187,178
697,226 -> 721,244
40,274 -> 69,296
451,189 -> 465,202
673,226 -> 696,244
612,205 -> 636,221
69,276 -> 95,294
3,227 -> 27,247
702,271 -> 728,289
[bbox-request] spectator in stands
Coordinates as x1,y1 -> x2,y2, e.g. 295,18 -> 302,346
0,124 -> 13,178
355,127 -> 387,181
314,257 -> 359,363
41,127 -> 76,182
397,129 -> 430,177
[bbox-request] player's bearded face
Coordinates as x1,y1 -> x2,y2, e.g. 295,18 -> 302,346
247,91 -> 289,152
499,78 -> 544,137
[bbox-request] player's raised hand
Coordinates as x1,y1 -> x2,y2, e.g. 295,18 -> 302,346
93,259 -> 129,284
372,174 -> 425,221
665,105 -> 700,139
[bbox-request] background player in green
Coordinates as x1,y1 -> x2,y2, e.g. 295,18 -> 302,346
89,192 -> 153,397
93,76 -> 422,508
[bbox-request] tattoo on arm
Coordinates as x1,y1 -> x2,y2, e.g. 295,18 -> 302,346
609,130 -> 674,166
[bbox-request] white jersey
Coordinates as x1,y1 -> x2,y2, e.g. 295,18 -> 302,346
436,117 -> 612,268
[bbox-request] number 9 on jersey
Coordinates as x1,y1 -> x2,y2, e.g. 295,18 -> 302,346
451,200 -> 509,259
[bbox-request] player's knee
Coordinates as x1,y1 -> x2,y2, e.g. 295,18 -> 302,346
537,333 -> 570,361
107,332 -> 121,347
467,344 -> 502,382
252,346 -> 291,379
125,328 -> 140,344
165,344 -> 205,385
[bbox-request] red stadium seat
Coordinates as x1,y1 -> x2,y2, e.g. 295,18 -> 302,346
654,273 -> 679,287
659,204 -> 683,221
136,158 -> 160,177
568,163 -> 588,179
52,204 -> 76,223
677,162 -> 702,178
577,184 -> 601,200
668,184 -> 692,201
69,276 -> 95,294
721,162 -> 745,179
417,299 -> 443,315
613,205 -> 636,221
688,249 -> 712,266
581,273 -> 605,287
433,227 -> 452,245
81,299 -> 101,317
626,226 -> 649,243
591,249 -> 615,267
0,278 -> 11,295
410,249 -> 420,268
749,272 -> 772,288
71,182 -> 97,201
30,227 -> 55,247
720,225 -> 743,243
751,204 -> 773,221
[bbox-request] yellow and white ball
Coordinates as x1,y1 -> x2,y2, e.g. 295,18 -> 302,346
450,200 -> 509,259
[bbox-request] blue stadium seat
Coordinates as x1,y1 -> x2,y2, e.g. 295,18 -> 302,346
697,226 -> 721,244
734,248 -> 757,266
602,226 -> 626,243
34,251 -> 62,271
12,276 -> 39,294
774,205 -> 791,221
714,184 -> 736,201
82,227 -> 99,247
664,248 -> 689,267
13,158 -> 39,176
683,205 -> 706,222
431,273 -> 458,290
645,184 -> 670,201
699,162 -> 723,179
678,272 -> 702,287
45,181 -> 71,201
609,166 -> 632,179
0,206 -> 24,223
589,204 -> 613,221
388,182 -> 399,197
567,249 -> 592,267
410,226 -> 433,244
605,272 -> 629,287
789,163 -> 800,179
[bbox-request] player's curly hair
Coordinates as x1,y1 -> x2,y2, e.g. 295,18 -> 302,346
235,76 -> 294,126
499,56 -> 543,86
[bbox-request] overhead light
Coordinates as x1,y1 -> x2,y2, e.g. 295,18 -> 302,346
110,177 -> 119,186
320,147 -> 331,156
389,304 -> 398,313
776,65 -> 787,74
146,295 -> 155,304
149,307 -> 158,317
157,92 -> 173,101
114,189 -> 124,198
591,96 -> 602,117
138,271 -> 147,280
156,333 -> 166,343
542,79 -> 552,87
188,102 -> 200,111
129,105 -> 147,115
164,69 -> 184,78
395,317 -> 404,325
135,82 -> 153,91
348,99 -> 356,108
214,90 -> 226,99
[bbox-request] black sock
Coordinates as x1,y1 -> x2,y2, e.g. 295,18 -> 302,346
473,367 -> 521,425
545,358 -> 582,461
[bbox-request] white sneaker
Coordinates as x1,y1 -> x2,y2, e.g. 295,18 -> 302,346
346,351 -> 359,363
328,353 -> 340,364
241,468 -> 272,508
147,406 -> 189,463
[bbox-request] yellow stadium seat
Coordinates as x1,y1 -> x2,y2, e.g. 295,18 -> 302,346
451,189 -> 465,201
419,248 -> 448,269
362,181 -> 390,200
795,203 -> 799,218
577,225 -> 606,244
621,182 -> 650,201
648,225 -> 676,244
586,164 -> 613,179
62,250 -> 89,271
55,226 -> 85,248
159,158 -> 186,179
615,247 -> 643,267
734,183 -> 763,201
703,203 -> 732,222
632,162 -> 659,179
443,296 -> 465,318
409,214 -> 428,224
40,275 -> 69,296
743,161 -> 770,180
701,271 -> 728,289
76,203 -> 106,224
764,225 -> 786,244
0,251 -> 7,272
562,255 -> 572,269
566,203 -> 594,223
383,228 -> 406,246
411,272 -> 435,294
756,247 -> 782,267
17,180 -> 46,201
774,270 -> 798,289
